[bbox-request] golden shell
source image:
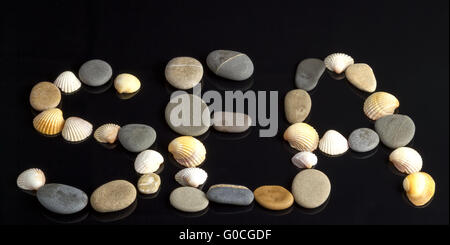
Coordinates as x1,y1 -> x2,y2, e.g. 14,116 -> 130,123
17,168 -> 46,191
114,73 -> 141,94
33,108 -> 65,135
363,92 -> 400,120
324,53 -> 354,74
318,129 -> 349,156
61,117 -> 93,142
389,147 -> 423,174
283,123 -> 319,152
403,172 -> 435,206
168,136 -> 206,167
94,123 -> 121,143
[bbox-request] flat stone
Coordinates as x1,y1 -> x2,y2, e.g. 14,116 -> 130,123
253,185 -> 294,210
345,63 -> 377,92
291,169 -> 331,209
212,111 -> 252,133
206,50 -> 254,81
90,180 -> 137,213
284,89 -> 312,123
29,82 -> 61,111
165,57 -> 203,90
206,184 -> 254,206
78,59 -> 112,87
348,128 -> 380,152
37,183 -> 88,214
118,124 -> 156,152
295,58 -> 325,91
137,173 -> 161,194
170,187 -> 209,212
375,114 -> 415,149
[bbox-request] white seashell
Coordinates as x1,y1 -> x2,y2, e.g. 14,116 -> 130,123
291,151 -> 318,169
389,147 -> 423,174
54,71 -> 82,93
61,117 -> 93,142
17,168 -> 46,191
319,130 -> 349,156
94,123 -> 121,144
134,150 -> 164,174
175,168 -> 208,187
324,53 -> 354,74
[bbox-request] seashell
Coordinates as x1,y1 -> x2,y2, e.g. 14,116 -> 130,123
33,108 -> 65,135
134,150 -> 164,174
363,92 -> 400,120
114,73 -> 141,94
389,147 -> 423,174
54,71 -> 82,93
324,53 -> 354,74
94,123 -> 121,144
175,168 -> 208,187
283,123 -> 319,152
168,136 -> 206,167
403,172 -> 435,206
61,117 -> 93,142
137,173 -> 161,194
319,130 -> 349,156
291,151 -> 318,169
17,168 -> 46,190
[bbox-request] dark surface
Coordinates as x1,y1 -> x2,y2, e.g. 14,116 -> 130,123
1,1 -> 448,225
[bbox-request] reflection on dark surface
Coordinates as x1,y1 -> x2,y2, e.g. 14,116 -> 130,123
209,202 -> 254,215
21,189 -> 37,197
318,150 -> 348,158
138,188 -> 161,200
63,135 -> 92,145
349,148 -> 378,160
295,197 -> 330,215
345,80 -> 370,101
387,159 -> 408,177
327,70 -> 346,80
116,89 -> 141,100
97,142 -> 119,150
205,74 -> 254,92
153,163 -> 165,175
82,80 -> 113,94
42,208 -> 89,224
213,128 -> 252,141
92,200 -> 137,223
282,139 -> 301,156
172,206 -> 209,218
258,205 -> 294,216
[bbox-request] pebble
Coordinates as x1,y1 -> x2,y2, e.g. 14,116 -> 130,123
78,59 -> 112,87
90,180 -> 137,213
212,111 -> 252,133
348,128 -> 380,152
137,173 -> 161,194
295,58 -> 325,91
284,89 -> 312,123
345,63 -> 377,92
206,50 -> 254,81
29,82 -> 61,111
291,169 -> 331,209
375,114 -> 415,149
206,184 -> 254,206
165,57 -> 203,90
170,187 -> 209,212
118,124 -> 156,152
37,184 -> 88,214
253,185 -> 294,210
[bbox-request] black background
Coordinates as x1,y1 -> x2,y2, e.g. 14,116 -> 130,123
1,0 -> 448,225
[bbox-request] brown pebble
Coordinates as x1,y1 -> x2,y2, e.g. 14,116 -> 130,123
253,185 -> 294,210
29,82 -> 61,111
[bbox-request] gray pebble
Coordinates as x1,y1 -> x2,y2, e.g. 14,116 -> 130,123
348,128 -> 379,152
37,184 -> 88,214
295,58 -> 325,91
375,114 -> 415,149
78,59 -> 112,87
170,187 -> 209,212
206,184 -> 254,206
206,50 -> 254,81
212,111 -> 252,133
118,124 -> 156,152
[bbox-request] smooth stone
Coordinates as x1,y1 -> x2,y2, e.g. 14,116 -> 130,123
212,111 -> 252,133
29,82 -> 61,111
348,128 -> 380,152
78,59 -> 112,87
165,57 -> 203,90
206,184 -> 254,206
37,183 -> 88,215
345,63 -> 377,92
90,180 -> 137,213
118,124 -> 156,152
284,89 -> 312,123
291,169 -> 331,209
295,58 -> 325,91
170,187 -> 209,212
253,185 -> 294,210
206,50 -> 254,81
137,173 -> 161,194
375,114 -> 415,149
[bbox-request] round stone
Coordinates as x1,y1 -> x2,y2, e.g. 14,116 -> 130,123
375,114 -> 415,149
90,180 -> 137,213
206,50 -> 254,81
37,183 -> 88,214
253,185 -> 294,210
165,57 -> 203,90
291,169 -> 331,209
345,63 -> 377,92
348,128 -> 380,152
295,58 -> 325,91
29,82 -> 61,111
118,124 -> 156,152
284,89 -> 312,123
78,59 -> 112,87
137,173 -> 161,194
169,187 -> 209,212
206,184 -> 254,206
212,111 -> 252,133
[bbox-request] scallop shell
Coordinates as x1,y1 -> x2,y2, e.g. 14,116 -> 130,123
363,92 -> 400,120
319,130 -> 349,156
324,53 -> 354,74
134,150 -> 164,174
175,168 -> 208,187
94,123 -> 121,144
403,172 -> 435,206
283,123 -> 319,152
291,151 -> 318,169
17,168 -> 46,190
61,117 -> 93,142
33,108 -> 65,135
114,73 -> 141,94
54,71 -> 82,93
168,136 -> 206,167
389,147 -> 423,174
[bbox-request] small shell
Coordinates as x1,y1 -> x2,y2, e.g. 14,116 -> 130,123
61,117 -> 93,142
137,173 -> 161,194
54,71 -> 82,93
319,130 -> 349,156
291,151 -> 318,169
324,53 -> 354,74
114,73 -> 141,94
175,168 -> 208,187
134,150 -> 164,174
403,172 -> 435,206
283,123 -> 319,152
33,108 -> 65,135
363,92 -> 400,120
94,123 -> 121,144
17,168 -> 46,190
168,136 -> 206,167
389,147 -> 423,174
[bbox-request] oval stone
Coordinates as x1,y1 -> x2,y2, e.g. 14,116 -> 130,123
206,184 -> 254,206
284,89 -> 312,123
29,82 -> 61,111
165,57 -> 203,90
90,180 -> 137,213
295,58 -> 325,91
291,169 -> 331,209
212,111 -> 252,133
348,128 -> 380,152
78,59 -> 112,87
37,183 -> 88,214
206,50 -> 254,81
375,114 -> 415,149
118,124 -> 156,152
137,173 -> 161,194
253,185 -> 294,210
345,63 -> 377,92
170,187 -> 209,212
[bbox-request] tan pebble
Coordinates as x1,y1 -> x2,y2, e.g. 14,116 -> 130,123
165,57 -> 203,90
90,180 -> 136,213
284,89 -> 312,123
137,173 -> 161,194
345,63 -> 377,92
29,82 -> 61,111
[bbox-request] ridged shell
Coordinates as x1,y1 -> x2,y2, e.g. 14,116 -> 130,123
54,71 -> 81,93
61,117 -> 93,142
389,147 -> 423,174
114,73 -> 141,93
175,168 -> 208,187
168,136 -> 206,167
403,172 -> 435,206
134,150 -> 164,174
363,92 -> 400,120
17,168 -> 46,190
33,108 -> 65,135
283,123 -> 319,152
291,151 -> 318,169
324,53 -> 354,74
94,123 -> 121,143
319,130 -> 349,156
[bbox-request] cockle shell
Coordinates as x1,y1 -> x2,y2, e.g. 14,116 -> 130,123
54,71 -> 82,93
389,147 -> 423,174
17,168 -> 46,191
283,123 -> 319,152
168,136 -> 206,167
94,123 -> 121,144
363,92 -> 400,120
175,168 -> 208,187
33,108 -> 65,135
291,151 -> 318,169
134,150 -> 164,174
61,117 -> 93,142
324,53 -> 354,74
403,172 -> 435,206
114,73 -> 141,94
319,130 -> 349,156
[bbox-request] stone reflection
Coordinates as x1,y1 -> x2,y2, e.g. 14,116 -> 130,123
92,199 -> 137,223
